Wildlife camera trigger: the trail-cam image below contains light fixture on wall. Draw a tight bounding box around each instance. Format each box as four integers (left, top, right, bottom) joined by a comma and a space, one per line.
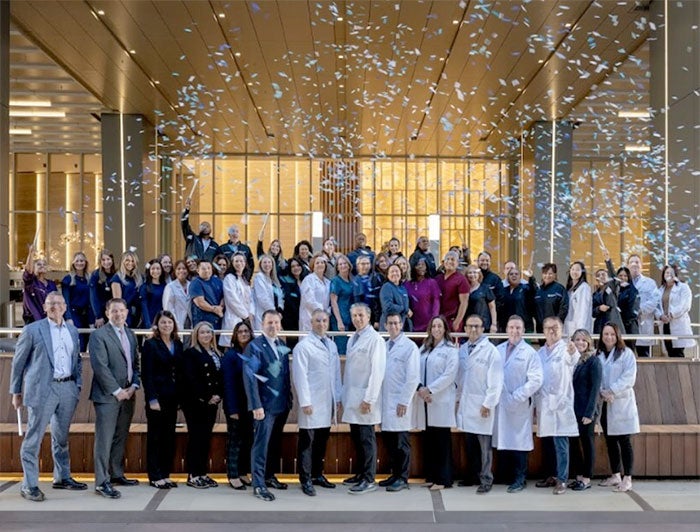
617, 110, 651, 119
9, 99, 52, 107
9, 110, 66, 118
312, 211, 324, 239
624, 144, 651, 152
428, 214, 440, 242
9, 128, 32, 135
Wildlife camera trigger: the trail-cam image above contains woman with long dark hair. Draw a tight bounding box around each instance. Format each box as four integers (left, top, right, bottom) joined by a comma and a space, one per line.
564, 261, 592, 335
89, 249, 116, 327
220, 252, 254, 347
162, 259, 190, 330
413, 316, 459, 490
140, 259, 166, 329
222, 320, 255, 489
280, 257, 307, 349
142, 310, 183, 489
405, 258, 440, 333
655, 264, 695, 357
596, 323, 639, 492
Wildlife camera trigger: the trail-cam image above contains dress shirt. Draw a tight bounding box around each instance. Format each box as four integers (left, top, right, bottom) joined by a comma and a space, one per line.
48, 319, 74, 379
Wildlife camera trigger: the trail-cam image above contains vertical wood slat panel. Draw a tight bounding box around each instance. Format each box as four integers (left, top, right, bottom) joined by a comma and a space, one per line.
645, 432, 659, 476
678, 364, 698, 424
666, 365, 688, 424
657, 433, 672, 476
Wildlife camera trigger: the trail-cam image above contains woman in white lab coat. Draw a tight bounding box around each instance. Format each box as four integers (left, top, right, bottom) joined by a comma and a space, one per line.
655, 264, 695, 357
413, 316, 459, 490
299, 254, 331, 331
252, 254, 284, 330
219, 252, 254, 347
596, 322, 639, 493
564, 261, 593, 335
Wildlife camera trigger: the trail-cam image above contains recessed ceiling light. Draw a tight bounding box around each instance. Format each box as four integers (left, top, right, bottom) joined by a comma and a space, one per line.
9, 110, 66, 118
618, 110, 651, 119
624, 144, 651, 153
337, 17, 343, 22
247, 82, 253, 86
9, 99, 52, 107
97, 9, 105, 16
9, 128, 32, 135
235, 52, 241, 57
129, 49, 136, 54
453, 19, 460, 25
154, 80, 160, 85
338, 54, 344, 59
218, 13, 225, 18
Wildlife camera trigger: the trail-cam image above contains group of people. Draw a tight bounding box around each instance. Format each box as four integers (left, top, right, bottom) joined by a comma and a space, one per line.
10, 209, 692, 503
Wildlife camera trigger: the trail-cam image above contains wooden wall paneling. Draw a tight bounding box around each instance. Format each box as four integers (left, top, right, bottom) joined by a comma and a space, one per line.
665, 365, 688, 424
123, 431, 145, 474
0, 358, 14, 423
0, 433, 17, 471
630, 433, 646, 476
644, 432, 659, 476
209, 425, 228, 473
677, 364, 699, 424
691, 365, 700, 420
634, 363, 652, 424
670, 433, 686, 476
657, 433, 672, 476
655, 364, 676, 424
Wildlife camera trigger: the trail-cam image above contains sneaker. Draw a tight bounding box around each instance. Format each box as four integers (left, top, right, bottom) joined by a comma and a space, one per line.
186, 476, 210, 489
348, 480, 377, 494
203, 475, 219, 488
476, 484, 492, 494
613, 476, 632, 492
598, 474, 621, 487
507, 482, 525, 493
570, 480, 591, 491
386, 479, 409, 492
20, 486, 45, 502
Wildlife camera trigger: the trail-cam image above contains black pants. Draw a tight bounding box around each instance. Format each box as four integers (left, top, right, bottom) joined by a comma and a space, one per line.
297, 427, 331, 482
226, 413, 253, 479
349, 424, 377, 483
145, 398, 178, 482
663, 323, 686, 357
497, 450, 529, 486
382, 431, 411, 481
424, 426, 452, 486
601, 404, 634, 476
570, 420, 595, 479
539, 436, 556, 478
183, 402, 218, 477
636, 345, 651, 357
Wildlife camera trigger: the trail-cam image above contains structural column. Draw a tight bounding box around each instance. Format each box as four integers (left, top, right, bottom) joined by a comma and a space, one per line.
649, 1, 700, 322
0, 1, 10, 309
526, 120, 574, 272
100, 113, 152, 257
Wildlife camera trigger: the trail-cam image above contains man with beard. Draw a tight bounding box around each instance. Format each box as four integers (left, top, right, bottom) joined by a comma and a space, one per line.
182, 197, 219, 262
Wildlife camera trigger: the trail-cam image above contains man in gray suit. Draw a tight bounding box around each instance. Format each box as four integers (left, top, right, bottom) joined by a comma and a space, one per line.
10, 292, 87, 502
89, 298, 140, 499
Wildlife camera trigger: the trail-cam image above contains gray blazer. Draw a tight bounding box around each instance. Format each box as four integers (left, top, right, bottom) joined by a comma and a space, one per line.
10, 318, 82, 408
88, 324, 140, 404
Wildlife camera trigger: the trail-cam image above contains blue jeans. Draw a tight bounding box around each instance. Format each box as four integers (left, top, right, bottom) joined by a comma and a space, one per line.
553, 436, 570, 483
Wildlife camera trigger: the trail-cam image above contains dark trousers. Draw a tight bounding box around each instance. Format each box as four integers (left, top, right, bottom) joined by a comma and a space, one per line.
601, 404, 634, 476
497, 450, 528, 486
70, 308, 90, 352
226, 413, 253, 479
423, 426, 452, 486
297, 427, 331, 482
145, 398, 178, 481
636, 345, 651, 357
93, 397, 135, 486
251, 410, 289, 488
183, 402, 218, 477
349, 424, 377, 483
570, 421, 596, 479
465, 433, 494, 486
539, 436, 556, 478
663, 323, 685, 357
382, 431, 411, 481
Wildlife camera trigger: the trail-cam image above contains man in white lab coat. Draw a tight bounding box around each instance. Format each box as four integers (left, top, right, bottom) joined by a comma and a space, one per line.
456, 315, 503, 494
379, 312, 420, 492
292, 309, 342, 496
535, 317, 579, 495
341, 303, 387, 495
492, 315, 543, 493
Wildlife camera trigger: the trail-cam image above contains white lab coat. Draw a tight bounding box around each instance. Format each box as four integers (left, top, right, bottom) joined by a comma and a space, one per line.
292, 333, 342, 429
299, 274, 331, 331
655, 282, 696, 348
341, 326, 386, 425
162, 279, 190, 330
564, 281, 593, 335
252, 272, 277, 330
456, 336, 503, 435
598, 347, 640, 436
633, 274, 658, 347
412, 340, 459, 429
219, 273, 254, 346
493, 340, 543, 451
381, 334, 420, 432
535, 339, 579, 437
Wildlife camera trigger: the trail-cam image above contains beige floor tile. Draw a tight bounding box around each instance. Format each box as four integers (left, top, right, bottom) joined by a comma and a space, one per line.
0, 482, 153, 511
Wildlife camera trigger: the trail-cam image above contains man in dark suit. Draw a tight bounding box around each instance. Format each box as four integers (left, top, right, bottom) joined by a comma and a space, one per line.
10, 292, 87, 502
243, 309, 292, 502
89, 298, 140, 499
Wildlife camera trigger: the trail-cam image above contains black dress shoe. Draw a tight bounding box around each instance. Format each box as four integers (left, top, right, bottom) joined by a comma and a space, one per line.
342, 474, 362, 485
20, 486, 45, 502
535, 476, 557, 488
110, 476, 139, 486
265, 477, 288, 490
378, 475, 397, 487
476, 484, 492, 494
348, 479, 377, 494
52, 478, 88, 490
149, 480, 171, 489
254, 486, 276, 501
301, 482, 316, 496
311, 476, 336, 489
95, 482, 121, 499
458, 478, 478, 487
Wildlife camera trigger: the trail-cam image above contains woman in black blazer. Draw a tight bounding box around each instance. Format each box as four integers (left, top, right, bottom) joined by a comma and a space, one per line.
141, 310, 184, 489
568, 329, 602, 491
181, 321, 223, 489
222, 320, 255, 489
